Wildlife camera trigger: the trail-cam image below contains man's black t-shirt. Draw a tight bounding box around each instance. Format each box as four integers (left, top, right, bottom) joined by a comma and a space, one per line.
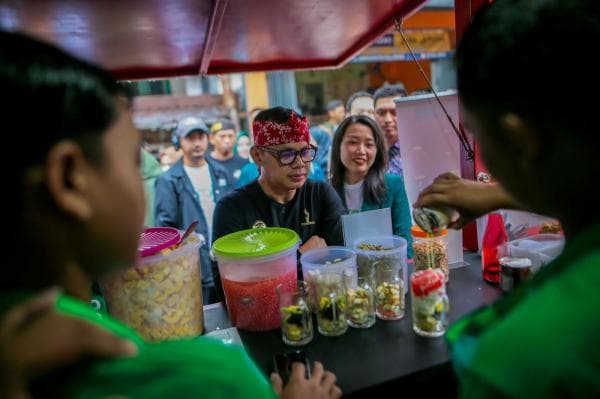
212, 180, 345, 299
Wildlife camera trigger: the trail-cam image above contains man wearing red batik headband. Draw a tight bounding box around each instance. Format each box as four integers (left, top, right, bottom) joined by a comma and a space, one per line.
212, 107, 345, 298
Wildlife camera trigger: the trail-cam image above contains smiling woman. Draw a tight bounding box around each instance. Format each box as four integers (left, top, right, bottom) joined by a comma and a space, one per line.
330, 115, 413, 257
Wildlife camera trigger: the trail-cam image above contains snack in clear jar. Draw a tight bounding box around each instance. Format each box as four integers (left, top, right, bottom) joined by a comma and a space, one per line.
375, 280, 404, 320
413, 239, 449, 282
346, 285, 375, 328
311, 272, 347, 336
540, 221, 562, 234
357, 243, 390, 251
101, 235, 203, 341
356, 244, 395, 279
316, 294, 347, 336
410, 269, 449, 337
280, 301, 313, 345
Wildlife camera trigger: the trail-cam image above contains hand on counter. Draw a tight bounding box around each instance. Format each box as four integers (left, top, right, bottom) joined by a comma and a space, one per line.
271, 361, 342, 399
299, 235, 327, 254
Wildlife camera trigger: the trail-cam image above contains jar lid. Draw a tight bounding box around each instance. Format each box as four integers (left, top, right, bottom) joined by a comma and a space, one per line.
212, 227, 300, 258
499, 257, 532, 268
411, 225, 448, 238
411, 269, 444, 296
139, 227, 181, 257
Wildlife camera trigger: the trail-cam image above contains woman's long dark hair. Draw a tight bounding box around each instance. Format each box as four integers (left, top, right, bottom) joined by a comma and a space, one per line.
330, 115, 388, 206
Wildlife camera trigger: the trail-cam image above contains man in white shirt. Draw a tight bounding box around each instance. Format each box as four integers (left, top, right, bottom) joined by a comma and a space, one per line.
155, 116, 231, 303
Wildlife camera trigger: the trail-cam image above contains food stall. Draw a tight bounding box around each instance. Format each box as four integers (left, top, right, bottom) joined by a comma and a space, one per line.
1, 0, 502, 396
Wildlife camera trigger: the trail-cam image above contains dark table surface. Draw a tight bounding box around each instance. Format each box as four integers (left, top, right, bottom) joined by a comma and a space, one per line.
204, 252, 502, 397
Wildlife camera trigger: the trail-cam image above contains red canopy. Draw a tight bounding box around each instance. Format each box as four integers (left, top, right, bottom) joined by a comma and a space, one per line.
0, 0, 426, 79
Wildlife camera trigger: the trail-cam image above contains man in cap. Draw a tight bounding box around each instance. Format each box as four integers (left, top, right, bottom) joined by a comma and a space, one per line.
207, 120, 248, 186
212, 107, 345, 297
155, 116, 231, 303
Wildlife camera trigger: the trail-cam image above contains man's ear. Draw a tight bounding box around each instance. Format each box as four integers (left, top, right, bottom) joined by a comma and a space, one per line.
500, 113, 542, 164
45, 140, 93, 221
250, 146, 263, 166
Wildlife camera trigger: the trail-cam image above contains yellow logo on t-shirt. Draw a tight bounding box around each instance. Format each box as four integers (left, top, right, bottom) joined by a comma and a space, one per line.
301, 209, 315, 227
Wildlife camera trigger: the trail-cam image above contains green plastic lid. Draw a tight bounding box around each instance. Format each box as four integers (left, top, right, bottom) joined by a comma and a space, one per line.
212, 227, 300, 258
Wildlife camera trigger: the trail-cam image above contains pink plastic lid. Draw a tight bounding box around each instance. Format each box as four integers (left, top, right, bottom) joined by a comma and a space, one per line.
139, 227, 181, 257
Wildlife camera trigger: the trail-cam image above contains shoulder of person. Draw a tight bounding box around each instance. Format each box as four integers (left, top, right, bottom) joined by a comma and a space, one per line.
384, 173, 405, 189
157, 163, 182, 182
231, 154, 248, 165
216, 181, 257, 207
308, 180, 340, 199
206, 157, 229, 176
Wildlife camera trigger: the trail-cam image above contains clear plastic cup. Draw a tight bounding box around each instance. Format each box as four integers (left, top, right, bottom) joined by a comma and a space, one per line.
410, 269, 449, 337
344, 268, 376, 328
374, 263, 405, 320
310, 270, 348, 337
278, 281, 313, 346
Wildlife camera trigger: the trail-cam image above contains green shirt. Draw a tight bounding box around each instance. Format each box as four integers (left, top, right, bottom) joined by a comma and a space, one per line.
7, 294, 277, 399
447, 224, 600, 398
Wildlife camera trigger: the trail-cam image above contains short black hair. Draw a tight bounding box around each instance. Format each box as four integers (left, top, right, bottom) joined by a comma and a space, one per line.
2, 30, 129, 289
456, 0, 599, 141
327, 100, 344, 112
1, 31, 128, 170
346, 91, 373, 112
374, 84, 407, 106
254, 106, 303, 124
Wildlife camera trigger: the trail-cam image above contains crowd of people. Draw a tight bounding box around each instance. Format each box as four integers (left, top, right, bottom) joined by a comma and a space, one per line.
2, 0, 599, 397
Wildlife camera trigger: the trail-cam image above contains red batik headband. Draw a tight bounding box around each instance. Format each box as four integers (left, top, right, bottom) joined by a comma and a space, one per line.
253, 112, 310, 147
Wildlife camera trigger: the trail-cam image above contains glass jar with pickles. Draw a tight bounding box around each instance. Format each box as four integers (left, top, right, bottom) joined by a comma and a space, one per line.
343, 268, 375, 328
410, 269, 449, 337
374, 263, 405, 320
277, 281, 313, 346
309, 270, 348, 336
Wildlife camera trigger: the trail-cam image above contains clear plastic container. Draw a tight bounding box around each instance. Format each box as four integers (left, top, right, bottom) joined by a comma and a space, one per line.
344, 269, 376, 328
101, 234, 203, 342
374, 264, 405, 320
300, 246, 357, 311
411, 226, 449, 282
410, 269, 449, 338
278, 281, 313, 346
309, 270, 348, 337
507, 233, 564, 272
212, 228, 300, 331
353, 236, 408, 295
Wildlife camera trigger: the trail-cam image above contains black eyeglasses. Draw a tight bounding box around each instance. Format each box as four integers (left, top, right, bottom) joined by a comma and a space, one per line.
259, 145, 317, 165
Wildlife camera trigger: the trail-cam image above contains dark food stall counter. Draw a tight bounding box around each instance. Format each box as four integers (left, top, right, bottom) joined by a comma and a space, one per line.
203, 252, 502, 397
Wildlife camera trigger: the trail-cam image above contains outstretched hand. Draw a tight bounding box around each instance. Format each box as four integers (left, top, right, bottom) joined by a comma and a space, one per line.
414, 172, 519, 229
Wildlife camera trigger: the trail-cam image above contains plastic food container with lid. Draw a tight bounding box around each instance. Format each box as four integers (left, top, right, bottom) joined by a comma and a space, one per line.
212, 227, 300, 331
353, 235, 408, 295
411, 225, 449, 282
410, 268, 449, 337
300, 246, 357, 311
101, 229, 203, 342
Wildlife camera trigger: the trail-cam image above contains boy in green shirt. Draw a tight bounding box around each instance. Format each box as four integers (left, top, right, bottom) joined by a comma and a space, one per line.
0, 30, 341, 399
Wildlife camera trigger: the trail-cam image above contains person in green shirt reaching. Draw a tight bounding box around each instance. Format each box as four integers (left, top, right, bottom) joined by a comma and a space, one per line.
415, 0, 600, 397
0, 30, 341, 399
